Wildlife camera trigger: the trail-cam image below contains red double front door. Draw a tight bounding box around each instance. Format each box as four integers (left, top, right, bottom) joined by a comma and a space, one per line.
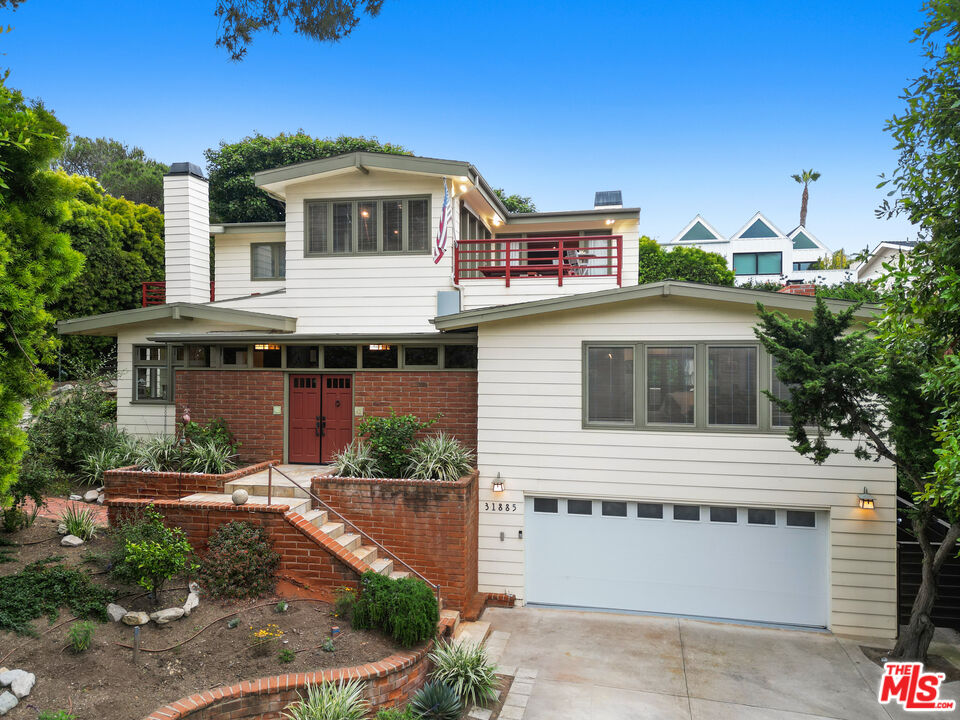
288, 375, 353, 464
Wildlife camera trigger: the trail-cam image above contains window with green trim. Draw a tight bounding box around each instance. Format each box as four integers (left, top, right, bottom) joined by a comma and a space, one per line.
251, 242, 285, 280
133, 344, 172, 403
305, 196, 430, 256
733, 252, 782, 276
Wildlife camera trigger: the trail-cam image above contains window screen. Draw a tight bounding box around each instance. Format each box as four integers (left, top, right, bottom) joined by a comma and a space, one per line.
646, 346, 695, 424
770, 357, 792, 427
357, 201, 378, 253
251, 242, 285, 279
587, 346, 634, 423
708, 346, 757, 425
383, 199, 403, 252
324, 345, 358, 369
408, 198, 430, 252
307, 202, 328, 254
332, 202, 352, 254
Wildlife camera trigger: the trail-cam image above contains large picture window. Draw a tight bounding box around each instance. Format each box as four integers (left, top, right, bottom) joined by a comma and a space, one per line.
305, 196, 430, 256
733, 251, 782, 276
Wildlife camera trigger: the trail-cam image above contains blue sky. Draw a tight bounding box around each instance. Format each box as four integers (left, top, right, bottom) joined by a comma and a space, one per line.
3, 0, 926, 253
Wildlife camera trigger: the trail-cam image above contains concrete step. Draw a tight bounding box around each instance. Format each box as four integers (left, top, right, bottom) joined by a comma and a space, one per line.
180, 493, 310, 514
224, 475, 311, 500
301, 509, 328, 528
389, 570, 410, 580
440, 609, 461, 637
353, 545, 378, 564
369, 558, 393, 576
453, 620, 491, 648
336, 533, 361, 552
320, 522, 345, 539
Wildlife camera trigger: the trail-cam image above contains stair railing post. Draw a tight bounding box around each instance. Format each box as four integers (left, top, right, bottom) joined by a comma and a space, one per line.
267, 465, 272, 506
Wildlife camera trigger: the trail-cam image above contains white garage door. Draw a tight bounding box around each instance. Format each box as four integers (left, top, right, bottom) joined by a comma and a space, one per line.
525, 498, 828, 627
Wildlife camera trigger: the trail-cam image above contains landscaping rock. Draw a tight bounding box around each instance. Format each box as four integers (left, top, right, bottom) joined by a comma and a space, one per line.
150, 607, 185, 624
61, 535, 83, 547
0, 691, 17, 715
0, 670, 6, 679
69, 494, 82, 501
83, 489, 100, 503
122, 611, 150, 626
106, 603, 128, 623
97, 493, 105, 504
0, 670, 11, 685
9, 672, 34, 699
182, 592, 200, 616
56, 523, 67, 535
231, 488, 249, 505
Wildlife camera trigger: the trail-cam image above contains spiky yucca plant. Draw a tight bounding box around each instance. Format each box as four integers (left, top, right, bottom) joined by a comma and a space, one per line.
184, 437, 238, 474
60, 505, 100, 541
405, 433, 475, 482
331, 440, 381, 478
409, 681, 461, 720
428, 639, 499, 707
281, 679, 368, 720
135, 434, 182, 472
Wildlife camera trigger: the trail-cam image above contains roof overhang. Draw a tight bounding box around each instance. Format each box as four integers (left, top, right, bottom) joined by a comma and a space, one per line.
209, 221, 285, 236
432, 281, 880, 331
144, 331, 476, 344
57, 303, 297, 337
502, 207, 640, 227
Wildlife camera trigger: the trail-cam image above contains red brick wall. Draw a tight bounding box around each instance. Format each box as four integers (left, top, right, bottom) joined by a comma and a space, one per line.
175, 370, 285, 463
107, 498, 362, 599
144, 642, 432, 719
353, 372, 478, 450
777, 283, 817, 296
312, 472, 478, 610
103, 462, 274, 501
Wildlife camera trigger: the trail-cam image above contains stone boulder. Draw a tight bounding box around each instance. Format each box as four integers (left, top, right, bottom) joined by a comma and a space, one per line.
9, 673, 33, 700
60, 535, 83, 547
182, 592, 200, 617
150, 607, 185, 624
83, 489, 99, 503
121, 611, 150, 626
56, 523, 67, 535
106, 603, 127, 623
0, 691, 17, 716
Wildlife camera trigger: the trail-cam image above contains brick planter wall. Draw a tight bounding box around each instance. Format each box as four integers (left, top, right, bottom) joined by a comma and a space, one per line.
312, 471, 479, 610
353, 371, 478, 450
144, 642, 432, 720
174, 370, 285, 463
103, 461, 275, 501
107, 498, 364, 598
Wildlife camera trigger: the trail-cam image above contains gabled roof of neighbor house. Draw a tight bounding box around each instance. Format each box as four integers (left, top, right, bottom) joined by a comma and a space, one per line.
432, 281, 879, 331
57, 303, 297, 337
253, 151, 640, 223
671, 215, 725, 244
731, 212, 786, 240
787, 226, 827, 251
853, 240, 919, 275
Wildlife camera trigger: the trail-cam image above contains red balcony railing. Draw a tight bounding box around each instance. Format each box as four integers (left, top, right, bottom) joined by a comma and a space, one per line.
142, 281, 215, 306
454, 235, 623, 287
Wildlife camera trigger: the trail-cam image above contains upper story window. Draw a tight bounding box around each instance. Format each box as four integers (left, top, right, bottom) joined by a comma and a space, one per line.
584, 341, 782, 432
251, 242, 286, 280
305, 196, 430, 256
733, 251, 782, 276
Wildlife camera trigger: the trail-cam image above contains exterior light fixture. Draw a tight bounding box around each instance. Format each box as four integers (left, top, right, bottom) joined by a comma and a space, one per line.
459, 183, 468, 193
858, 487, 876, 510
254, 343, 280, 351
492, 217, 502, 227
492, 473, 505, 493
605, 218, 615, 225
368, 344, 391, 351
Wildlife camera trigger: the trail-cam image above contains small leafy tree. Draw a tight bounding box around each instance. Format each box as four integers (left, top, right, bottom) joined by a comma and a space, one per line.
637, 236, 734, 286
493, 188, 536, 214
118, 505, 195, 602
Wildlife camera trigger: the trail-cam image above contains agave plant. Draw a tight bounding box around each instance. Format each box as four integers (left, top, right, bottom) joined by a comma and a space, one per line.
405, 433, 475, 482
428, 639, 499, 707
281, 678, 368, 720
184, 437, 238, 474
331, 439, 381, 478
409, 681, 461, 720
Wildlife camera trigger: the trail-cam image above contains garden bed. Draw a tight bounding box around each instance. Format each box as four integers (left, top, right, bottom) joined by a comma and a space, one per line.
0, 518, 402, 720
103, 460, 276, 501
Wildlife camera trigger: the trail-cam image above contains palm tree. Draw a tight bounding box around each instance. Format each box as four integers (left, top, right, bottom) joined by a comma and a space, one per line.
791, 169, 821, 227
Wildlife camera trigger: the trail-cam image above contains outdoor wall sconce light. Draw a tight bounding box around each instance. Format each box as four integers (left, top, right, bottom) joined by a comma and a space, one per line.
858, 487, 876, 510
492, 473, 505, 493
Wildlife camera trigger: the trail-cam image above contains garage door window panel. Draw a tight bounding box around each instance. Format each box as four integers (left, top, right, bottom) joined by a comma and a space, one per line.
786, 510, 817, 528
710, 506, 738, 523
533, 497, 558, 514
567, 499, 593, 515
601, 501, 627, 517
673, 504, 700, 521
637, 503, 664, 519
748, 508, 777, 526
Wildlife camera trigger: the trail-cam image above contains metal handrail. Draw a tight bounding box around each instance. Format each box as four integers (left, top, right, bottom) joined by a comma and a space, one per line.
266, 464, 441, 602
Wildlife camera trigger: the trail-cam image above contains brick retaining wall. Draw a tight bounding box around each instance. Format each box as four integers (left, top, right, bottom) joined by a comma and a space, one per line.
312, 471, 478, 609
103, 461, 275, 501
144, 642, 432, 719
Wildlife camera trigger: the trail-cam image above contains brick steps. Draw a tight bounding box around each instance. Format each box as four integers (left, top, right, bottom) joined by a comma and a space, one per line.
180, 493, 311, 515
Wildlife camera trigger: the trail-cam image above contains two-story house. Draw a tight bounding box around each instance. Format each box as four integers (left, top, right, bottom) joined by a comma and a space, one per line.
59, 153, 896, 641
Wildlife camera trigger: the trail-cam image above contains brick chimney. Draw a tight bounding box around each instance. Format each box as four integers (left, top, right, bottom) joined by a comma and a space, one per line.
777, 283, 816, 296
163, 162, 210, 304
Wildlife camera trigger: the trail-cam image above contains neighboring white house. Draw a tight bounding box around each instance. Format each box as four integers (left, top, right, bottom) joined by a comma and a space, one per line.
663, 212, 855, 285
854, 240, 918, 282
59, 153, 896, 640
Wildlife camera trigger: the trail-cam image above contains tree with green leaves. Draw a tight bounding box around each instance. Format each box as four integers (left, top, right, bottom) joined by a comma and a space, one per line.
637, 236, 734, 286
809, 248, 852, 270
0, 78, 84, 500
494, 188, 536, 214
204, 132, 410, 223
791, 169, 821, 227
58, 136, 168, 208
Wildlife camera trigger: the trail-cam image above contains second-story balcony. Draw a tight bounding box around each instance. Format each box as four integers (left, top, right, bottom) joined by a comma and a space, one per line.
142, 281, 216, 306
454, 235, 623, 287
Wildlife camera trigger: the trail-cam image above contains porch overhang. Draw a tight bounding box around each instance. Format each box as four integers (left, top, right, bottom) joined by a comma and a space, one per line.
57, 303, 298, 337
144, 331, 477, 344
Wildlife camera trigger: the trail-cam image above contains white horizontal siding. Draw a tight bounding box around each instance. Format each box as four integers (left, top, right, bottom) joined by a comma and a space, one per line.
474, 294, 897, 639
214, 231, 286, 300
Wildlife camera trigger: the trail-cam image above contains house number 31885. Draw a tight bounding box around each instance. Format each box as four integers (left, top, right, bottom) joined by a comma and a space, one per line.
483, 502, 518, 512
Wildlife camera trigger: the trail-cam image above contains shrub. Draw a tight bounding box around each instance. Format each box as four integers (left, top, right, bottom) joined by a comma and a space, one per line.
135, 434, 183, 472
0, 559, 115, 635
108, 505, 169, 586
356, 411, 437, 478
281, 678, 369, 720
375, 708, 416, 720
279, 647, 296, 663
59, 505, 100, 541
38, 712, 76, 720
79, 429, 138, 484
182, 417, 239, 454
183, 437, 238, 474
2, 503, 39, 532
333, 586, 357, 620
331, 440, 380, 478
135, 429, 238, 474
116, 506, 195, 601
67, 620, 95, 653
352, 571, 438, 648
428, 639, 499, 707
409, 682, 461, 720
199, 521, 280, 599
405, 433, 475, 481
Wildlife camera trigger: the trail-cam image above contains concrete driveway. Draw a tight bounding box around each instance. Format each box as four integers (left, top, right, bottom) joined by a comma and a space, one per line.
484, 607, 960, 720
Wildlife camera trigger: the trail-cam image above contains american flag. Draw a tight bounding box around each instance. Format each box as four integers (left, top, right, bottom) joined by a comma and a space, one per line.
434, 177, 452, 264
